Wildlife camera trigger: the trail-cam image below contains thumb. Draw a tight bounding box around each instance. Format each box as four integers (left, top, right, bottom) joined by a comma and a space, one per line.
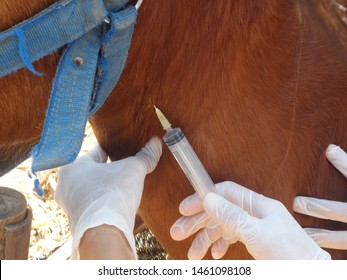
76, 144, 108, 163
135, 137, 163, 174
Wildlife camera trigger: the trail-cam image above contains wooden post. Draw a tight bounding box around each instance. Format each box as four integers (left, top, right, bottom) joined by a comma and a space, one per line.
0, 186, 32, 260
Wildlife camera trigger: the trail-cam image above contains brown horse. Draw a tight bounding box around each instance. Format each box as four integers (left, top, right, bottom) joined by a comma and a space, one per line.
1, 0, 347, 259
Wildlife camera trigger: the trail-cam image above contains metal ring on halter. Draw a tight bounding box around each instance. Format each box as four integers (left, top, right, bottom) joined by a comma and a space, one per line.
104, 0, 143, 24
135, 0, 144, 10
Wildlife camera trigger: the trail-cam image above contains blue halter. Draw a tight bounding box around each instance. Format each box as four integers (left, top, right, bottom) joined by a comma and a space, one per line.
0, 0, 138, 175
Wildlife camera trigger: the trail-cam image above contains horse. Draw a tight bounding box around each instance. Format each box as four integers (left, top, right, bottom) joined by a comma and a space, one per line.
1, 0, 347, 259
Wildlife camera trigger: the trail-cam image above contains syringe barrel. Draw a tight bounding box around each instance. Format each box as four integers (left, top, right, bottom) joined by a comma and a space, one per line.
163, 128, 215, 198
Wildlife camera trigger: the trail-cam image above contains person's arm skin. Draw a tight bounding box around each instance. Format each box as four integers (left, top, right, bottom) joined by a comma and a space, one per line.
293, 144, 347, 250
79, 225, 135, 260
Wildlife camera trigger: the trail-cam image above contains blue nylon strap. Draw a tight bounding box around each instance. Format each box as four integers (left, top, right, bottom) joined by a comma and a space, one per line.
0, 0, 107, 77
90, 6, 137, 115
31, 28, 103, 172
0, 0, 138, 173
103, 0, 130, 11
31, 6, 137, 172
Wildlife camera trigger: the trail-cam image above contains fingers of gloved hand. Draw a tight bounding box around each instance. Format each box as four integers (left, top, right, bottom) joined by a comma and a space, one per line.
179, 192, 204, 216
76, 144, 108, 163
293, 196, 347, 223
214, 181, 277, 218
134, 137, 162, 174
203, 192, 257, 242
211, 237, 234, 259
179, 182, 265, 217
326, 144, 347, 178
187, 225, 225, 260
170, 211, 210, 241
179, 181, 280, 218
304, 228, 347, 250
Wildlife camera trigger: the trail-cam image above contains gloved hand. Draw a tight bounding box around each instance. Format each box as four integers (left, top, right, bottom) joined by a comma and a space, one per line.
170, 181, 331, 260
294, 144, 347, 250
55, 137, 162, 259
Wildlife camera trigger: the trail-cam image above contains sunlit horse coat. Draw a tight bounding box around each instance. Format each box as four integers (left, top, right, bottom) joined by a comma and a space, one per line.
1, 0, 346, 259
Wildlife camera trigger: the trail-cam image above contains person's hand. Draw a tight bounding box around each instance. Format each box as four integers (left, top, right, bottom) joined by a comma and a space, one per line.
170, 181, 331, 260
294, 144, 347, 250
55, 137, 162, 259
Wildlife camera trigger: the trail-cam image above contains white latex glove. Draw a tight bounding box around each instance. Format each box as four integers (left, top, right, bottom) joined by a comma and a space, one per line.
170, 181, 331, 260
294, 144, 347, 250
55, 137, 162, 259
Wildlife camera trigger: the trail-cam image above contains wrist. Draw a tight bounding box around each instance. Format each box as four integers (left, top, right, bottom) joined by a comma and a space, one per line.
70, 193, 137, 259
79, 224, 135, 259
313, 248, 331, 260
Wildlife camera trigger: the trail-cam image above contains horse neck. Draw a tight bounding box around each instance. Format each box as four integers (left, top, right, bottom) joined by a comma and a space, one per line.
134, 0, 300, 60
0, 0, 56, 31
0, 0, 59, 175
114, 0, 303, 110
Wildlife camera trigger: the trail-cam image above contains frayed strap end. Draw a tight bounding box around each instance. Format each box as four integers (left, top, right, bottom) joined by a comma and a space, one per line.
14, 28, 44, 76
28, 170, 44, 196
34, 178, 44, 197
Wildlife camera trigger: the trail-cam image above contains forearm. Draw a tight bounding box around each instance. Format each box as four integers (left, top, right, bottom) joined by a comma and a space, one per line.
78, 224, 136, 260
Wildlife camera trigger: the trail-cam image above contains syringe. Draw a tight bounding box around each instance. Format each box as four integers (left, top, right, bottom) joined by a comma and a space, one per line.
154, 106, 215, 198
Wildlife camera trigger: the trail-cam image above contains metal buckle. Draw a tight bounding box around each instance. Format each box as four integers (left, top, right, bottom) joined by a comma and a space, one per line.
135, 0, 143, 10
103, 0, 143, 24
